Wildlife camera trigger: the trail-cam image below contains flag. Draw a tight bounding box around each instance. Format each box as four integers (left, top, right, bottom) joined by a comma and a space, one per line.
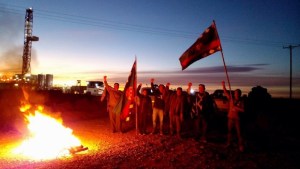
114, 59, 137, 121
179, 21, 221, 70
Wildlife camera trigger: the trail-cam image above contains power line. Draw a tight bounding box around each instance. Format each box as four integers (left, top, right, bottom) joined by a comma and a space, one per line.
0, 5, 298, 47
0, 6, 198, 39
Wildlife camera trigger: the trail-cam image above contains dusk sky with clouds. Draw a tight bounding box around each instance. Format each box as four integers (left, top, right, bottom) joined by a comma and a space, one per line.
0, 0, 299, 98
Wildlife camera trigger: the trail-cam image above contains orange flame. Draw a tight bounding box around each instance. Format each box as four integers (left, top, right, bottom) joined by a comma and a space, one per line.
13, 104, 83, 160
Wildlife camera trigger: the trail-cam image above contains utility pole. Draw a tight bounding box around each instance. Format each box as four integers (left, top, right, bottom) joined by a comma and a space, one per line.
283, 44, 300, 99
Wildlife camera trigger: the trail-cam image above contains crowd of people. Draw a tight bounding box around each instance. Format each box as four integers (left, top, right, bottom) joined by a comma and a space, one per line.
101, 76, 245, 152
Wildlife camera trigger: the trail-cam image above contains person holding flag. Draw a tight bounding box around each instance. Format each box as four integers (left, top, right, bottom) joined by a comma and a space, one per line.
179, 20, 243, 149
113, 59, 137, 133
222, 81, 245, 152
103, 76, 122, 133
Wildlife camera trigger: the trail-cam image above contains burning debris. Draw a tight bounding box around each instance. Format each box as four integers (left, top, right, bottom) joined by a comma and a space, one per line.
69, 145, 89, 154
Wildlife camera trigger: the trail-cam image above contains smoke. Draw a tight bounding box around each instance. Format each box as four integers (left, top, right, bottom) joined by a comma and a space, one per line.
0, 47, 23, 74
0, 7, 38, 75
0, 47, 38, 74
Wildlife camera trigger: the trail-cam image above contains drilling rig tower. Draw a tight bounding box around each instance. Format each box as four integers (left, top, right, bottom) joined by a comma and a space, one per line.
22, 7, 39, 77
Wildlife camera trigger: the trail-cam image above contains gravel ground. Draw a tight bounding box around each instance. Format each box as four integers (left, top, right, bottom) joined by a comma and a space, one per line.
0, 116, 299, 169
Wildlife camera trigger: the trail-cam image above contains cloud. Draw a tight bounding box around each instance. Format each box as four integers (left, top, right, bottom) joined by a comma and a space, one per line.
138, 64, 268, 74
48, 63, 299, 98
181, 65, 263, 73
51, 63, 268, 81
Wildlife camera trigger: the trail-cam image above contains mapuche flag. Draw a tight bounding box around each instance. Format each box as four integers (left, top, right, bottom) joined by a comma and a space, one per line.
114, 59, 137, 120
179, 21, 221, 70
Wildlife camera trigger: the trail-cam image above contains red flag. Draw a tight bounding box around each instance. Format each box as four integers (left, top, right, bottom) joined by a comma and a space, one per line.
179, 21, 221, 70
114, 59, 137, 120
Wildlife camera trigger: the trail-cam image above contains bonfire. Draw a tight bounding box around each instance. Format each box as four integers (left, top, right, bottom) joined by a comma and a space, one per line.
13, 103, 88, 160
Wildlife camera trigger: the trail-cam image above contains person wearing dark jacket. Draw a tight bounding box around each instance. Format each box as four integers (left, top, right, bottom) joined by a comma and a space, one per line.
169, 87, 185, 138
136, 84, 153, 135
191, 84, 214, 142
150, 78, 169, 135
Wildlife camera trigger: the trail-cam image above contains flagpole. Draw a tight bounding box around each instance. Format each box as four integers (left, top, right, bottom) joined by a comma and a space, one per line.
135, 56, 138, 135
213, 20, 232, 98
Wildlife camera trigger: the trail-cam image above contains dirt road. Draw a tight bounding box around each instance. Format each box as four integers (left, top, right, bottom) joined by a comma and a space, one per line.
0, 116, 299, 169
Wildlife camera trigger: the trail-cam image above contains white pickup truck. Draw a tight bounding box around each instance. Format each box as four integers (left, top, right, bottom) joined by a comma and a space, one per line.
85, 81, 104, 96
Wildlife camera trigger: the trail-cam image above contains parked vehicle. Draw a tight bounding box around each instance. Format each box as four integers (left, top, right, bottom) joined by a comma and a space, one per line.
85, 81, 104, 96
211, 89, 234, 113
